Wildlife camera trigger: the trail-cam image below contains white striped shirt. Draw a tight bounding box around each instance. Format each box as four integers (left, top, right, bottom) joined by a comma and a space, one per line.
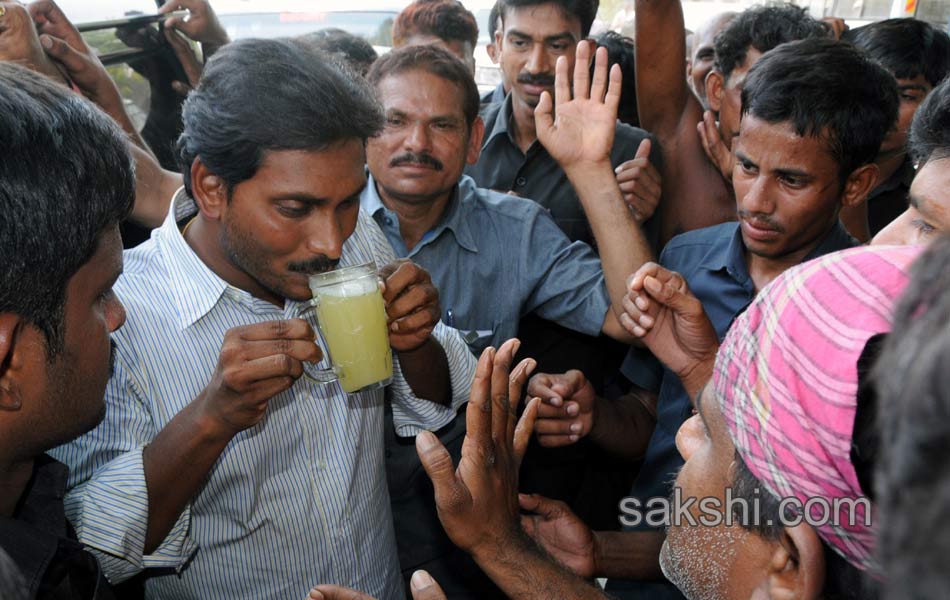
49, 189, 476, 599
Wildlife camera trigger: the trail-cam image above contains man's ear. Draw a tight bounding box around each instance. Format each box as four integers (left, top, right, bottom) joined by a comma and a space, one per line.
764, 523, 826, 600
0, 314, 26, 412
841, 163, 881, 209
706, 70, 725, 113
467, 116, 486, 165
190, 158, 229, 220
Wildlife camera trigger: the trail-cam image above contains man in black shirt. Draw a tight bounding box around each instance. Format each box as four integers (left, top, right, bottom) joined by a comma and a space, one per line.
0, 64, 134, 599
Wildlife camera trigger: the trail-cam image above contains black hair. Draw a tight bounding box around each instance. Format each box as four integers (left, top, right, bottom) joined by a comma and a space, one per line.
872, 235, 950, 599
714, 4, 829, 82
591, 30, 638, 126
731, 454, 879, 599
908, 76, 950, 166
844, 18, 950, 88
392, 0, 479, 48
741, 37, 898, 182
176, 38, 383, 198
295, 28, 379, 76
500, 0, 599, 38
0, 63, 134, 357
367, 43, 480, 126
489, 0, 502, 40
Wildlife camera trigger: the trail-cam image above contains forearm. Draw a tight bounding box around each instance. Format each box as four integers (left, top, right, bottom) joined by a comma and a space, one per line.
634, 0, 692, 134
142, 397, 232, 553
567, 163, 652, 326
473, 534, 608, 600
396, 336, 451, 406
131, 144, 181, 228
593, 530, 666, 580
588, 391, 656, 461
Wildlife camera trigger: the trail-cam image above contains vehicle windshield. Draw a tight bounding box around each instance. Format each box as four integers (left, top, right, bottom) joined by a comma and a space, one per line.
218, 11, 394, 46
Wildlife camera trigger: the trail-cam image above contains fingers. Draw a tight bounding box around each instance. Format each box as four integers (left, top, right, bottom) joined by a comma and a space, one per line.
627, 261, 663, 294
409, 570, 447, 600
621, 292, 654, 338
507, 357, 536, 443
308, 585, 376, 600
491, 339, 519, 448
518, 493, 570, 519
466, 346, 495, 445
534, 89, 554, 135
526, 372, 559, 405
513, 396, 539, 464
234, 319, 315, 342
158, 0, 183, 15
386, 281, 438, 325
572, 39, 591, 101
237, 338, 323, 364
588, 44, 608, 102
604, 62, 622, 117
163, 27, 202, 87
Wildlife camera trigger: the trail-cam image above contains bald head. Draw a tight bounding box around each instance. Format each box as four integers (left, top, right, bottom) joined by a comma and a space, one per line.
687, 11, 738, 106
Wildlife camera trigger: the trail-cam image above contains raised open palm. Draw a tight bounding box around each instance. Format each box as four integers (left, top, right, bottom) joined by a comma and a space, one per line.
536, 40, 620, 169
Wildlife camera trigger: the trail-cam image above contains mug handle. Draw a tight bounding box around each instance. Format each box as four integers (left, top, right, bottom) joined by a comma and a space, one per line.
296, 299, 339, 384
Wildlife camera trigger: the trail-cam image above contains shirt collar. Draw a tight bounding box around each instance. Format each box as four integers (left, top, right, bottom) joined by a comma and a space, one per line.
363, 174, 479, 254
701, 220, 857, 279
482, 94, 515, 147
869, 157, 916, 199
157, 188, 232, 330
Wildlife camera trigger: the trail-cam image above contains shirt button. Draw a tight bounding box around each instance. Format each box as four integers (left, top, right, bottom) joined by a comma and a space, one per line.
515, 176, 527, 187
384, 217, 393, 226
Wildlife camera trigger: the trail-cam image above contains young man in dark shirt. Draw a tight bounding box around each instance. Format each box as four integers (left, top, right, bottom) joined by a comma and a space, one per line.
0, 63, 133, 599
526, 38, 898, 600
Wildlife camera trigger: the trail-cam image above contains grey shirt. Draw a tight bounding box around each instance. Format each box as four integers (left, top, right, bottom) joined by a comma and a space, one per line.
465, 94, 662, 249
362, 174, 610, 353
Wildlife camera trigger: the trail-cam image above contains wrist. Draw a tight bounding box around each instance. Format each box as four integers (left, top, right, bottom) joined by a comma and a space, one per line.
680, 354, 716, 400
562, 159, 614, 185
470, 526, 534, 564
192, 391, 238, 446
587, 395, 610, 445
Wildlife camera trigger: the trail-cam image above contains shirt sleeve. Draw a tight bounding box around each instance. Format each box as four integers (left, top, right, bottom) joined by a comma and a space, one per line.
358, 208, 478, 437
389, 321, 477, 437
520, 207, 610, 337
48, 349, 197, 583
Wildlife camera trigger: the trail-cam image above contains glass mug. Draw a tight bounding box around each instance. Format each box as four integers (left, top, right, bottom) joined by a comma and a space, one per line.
298, 261, 393, 393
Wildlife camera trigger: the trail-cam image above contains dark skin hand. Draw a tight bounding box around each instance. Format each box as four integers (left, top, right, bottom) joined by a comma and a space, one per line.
143, 318, 321, 552
635, 0, 735, 243
379, 259, 450, 405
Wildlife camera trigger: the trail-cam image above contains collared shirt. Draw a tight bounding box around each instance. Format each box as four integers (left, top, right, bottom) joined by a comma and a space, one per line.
464, 94, 662, 248
362, 174, 610, 353
867, 157, 916, 236
605, 220, 857, 599
0, 456, 114, 600
49, 189, 476, 600
479, 83, 505, 106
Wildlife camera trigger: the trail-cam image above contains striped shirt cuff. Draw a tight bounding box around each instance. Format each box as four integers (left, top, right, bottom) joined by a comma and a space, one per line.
64, 446, 197, 583
391, 322, 475, 437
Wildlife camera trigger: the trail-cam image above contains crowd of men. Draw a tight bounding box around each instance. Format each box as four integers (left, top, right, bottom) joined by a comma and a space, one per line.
0, 0, 949, 598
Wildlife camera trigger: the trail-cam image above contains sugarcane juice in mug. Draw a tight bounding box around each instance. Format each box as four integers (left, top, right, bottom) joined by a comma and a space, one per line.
311, 274, 393, 393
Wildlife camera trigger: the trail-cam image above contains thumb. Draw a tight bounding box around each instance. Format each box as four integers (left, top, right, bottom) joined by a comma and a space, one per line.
416, 430, 465, 503
39, 33, 84, 70
644, 274, 695, 314
634, 137, 651, 161
410, 570, 447, 600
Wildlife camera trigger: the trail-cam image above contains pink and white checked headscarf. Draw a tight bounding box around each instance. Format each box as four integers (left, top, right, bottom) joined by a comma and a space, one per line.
713, 244, 921, 571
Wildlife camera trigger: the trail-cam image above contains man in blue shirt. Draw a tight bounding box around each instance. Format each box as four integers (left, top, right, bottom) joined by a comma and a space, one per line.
524, 38, 900, 599
362, 42, 654, 597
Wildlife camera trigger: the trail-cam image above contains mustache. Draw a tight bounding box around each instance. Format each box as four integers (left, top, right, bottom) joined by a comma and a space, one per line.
390, 152, 443, 171
517, 73, 555, 87
737, 210, 784, 233
288, 255, 340, 275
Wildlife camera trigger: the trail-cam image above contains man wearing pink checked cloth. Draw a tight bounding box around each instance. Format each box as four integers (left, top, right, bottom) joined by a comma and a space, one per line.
660, 244, 921, 600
